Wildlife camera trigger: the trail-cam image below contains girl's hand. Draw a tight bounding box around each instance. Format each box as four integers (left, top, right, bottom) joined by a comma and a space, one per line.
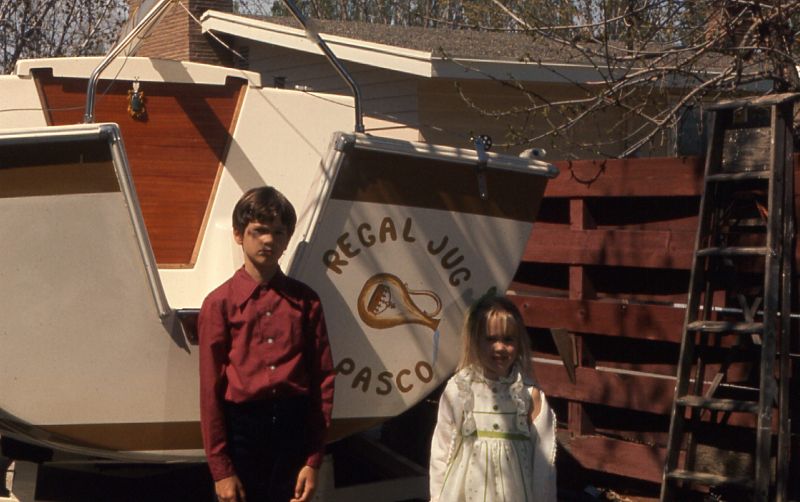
530, 387, 543, 423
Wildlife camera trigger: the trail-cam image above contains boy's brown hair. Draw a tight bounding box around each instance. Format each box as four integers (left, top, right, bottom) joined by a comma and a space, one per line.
232, 186, 297, 237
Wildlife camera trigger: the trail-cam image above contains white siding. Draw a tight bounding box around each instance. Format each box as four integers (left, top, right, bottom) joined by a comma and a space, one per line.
244, 42, 420, 139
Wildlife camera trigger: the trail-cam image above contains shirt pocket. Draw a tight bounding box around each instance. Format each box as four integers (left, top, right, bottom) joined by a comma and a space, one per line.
283, 305, 305, 349
261, 304, 304, 355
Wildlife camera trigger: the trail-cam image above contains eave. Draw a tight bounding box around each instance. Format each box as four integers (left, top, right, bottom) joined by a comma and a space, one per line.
200, 10, 605, 83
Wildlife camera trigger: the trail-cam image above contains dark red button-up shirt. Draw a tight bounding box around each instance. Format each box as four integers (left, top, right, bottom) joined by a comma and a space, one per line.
199, 267, 335, 481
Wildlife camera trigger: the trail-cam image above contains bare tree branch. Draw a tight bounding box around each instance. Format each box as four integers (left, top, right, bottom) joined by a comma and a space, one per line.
0, 0, 126, 74
232, 0, 800, 158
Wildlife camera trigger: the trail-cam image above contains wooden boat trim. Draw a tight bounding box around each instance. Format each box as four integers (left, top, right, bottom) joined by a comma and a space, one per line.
181, 80, 249, 269
32, 67, 248, 267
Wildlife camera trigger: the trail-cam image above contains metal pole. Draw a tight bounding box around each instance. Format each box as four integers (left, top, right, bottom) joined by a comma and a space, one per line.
280, 0, 365, 133
83, 0, 174, 124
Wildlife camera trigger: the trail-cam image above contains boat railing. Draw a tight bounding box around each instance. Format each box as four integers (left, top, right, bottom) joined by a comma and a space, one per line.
83, 0, 364, 133
83, 0, 174, 124
280, 0, 365, 133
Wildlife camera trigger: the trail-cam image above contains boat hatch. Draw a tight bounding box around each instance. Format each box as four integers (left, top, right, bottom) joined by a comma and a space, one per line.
287, 132, 558, 428
0, 124, 167, 319
0, 124, 195, 459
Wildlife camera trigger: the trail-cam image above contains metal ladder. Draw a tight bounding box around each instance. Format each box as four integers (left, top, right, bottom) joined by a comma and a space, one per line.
660, 94, 798, 501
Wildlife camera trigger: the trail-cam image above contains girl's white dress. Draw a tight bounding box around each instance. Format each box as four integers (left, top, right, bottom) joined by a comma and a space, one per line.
429, 365, 557, 502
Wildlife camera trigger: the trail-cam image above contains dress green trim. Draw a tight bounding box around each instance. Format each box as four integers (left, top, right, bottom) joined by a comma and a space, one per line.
474, 430, 530, 441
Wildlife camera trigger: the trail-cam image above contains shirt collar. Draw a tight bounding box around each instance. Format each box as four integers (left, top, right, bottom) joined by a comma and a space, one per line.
230, 266, 287, 308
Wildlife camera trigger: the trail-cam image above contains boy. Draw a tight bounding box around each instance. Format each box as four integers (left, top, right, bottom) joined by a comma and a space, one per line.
199, 186, 335, 502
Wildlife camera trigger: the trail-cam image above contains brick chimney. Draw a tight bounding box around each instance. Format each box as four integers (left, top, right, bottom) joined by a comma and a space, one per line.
127, 0, 233, 65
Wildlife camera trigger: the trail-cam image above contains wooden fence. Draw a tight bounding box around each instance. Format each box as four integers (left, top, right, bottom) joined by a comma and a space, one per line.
511, 155, 799, 499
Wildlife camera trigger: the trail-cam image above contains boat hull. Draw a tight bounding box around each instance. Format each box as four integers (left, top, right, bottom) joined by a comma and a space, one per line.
0, 57, 557, 461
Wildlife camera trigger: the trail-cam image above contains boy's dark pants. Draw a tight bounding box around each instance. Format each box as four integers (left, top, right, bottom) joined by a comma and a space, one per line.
223, 396, 310, 502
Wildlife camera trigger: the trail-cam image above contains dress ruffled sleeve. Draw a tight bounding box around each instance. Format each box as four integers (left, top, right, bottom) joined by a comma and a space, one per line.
509, 369, 532, 436
429, 378, 460, 502
532, 390, 558, 502
454, 370, 476, 436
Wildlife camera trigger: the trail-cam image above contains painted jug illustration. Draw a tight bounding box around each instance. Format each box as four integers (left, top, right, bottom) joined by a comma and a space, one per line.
357, 273, 442, 332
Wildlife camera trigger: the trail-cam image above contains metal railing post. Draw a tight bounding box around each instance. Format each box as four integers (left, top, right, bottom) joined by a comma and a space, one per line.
280, 0, 365, 133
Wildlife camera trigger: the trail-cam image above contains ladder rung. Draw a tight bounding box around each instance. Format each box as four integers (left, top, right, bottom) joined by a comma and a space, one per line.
675, 395, 759, 413
722, 218, 766, 228
696, 246, 770, 257
686, 320, 764, 334
666, 469, 754, 488
706, 171, 770, 182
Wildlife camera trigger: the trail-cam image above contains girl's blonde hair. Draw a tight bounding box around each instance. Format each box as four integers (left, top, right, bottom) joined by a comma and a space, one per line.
457, 294, 532, 376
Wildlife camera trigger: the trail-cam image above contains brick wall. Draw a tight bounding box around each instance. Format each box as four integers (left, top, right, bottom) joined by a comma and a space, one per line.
127, 0, 233, 65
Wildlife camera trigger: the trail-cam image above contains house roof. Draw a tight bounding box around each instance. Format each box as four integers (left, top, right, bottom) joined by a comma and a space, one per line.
261, 16, 578, 63
200, 10, 612, 82
201, 11, 724, 83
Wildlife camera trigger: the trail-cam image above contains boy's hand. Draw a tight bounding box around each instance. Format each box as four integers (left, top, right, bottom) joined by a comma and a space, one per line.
215, 475, 246, 502
291, 465, 318, 502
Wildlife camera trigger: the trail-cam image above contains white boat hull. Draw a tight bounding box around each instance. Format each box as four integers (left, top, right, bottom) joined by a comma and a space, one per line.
0, 57, 557, 461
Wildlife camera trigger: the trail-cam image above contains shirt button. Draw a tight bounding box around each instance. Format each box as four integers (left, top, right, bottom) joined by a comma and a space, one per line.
493, 423, 499, 430
271, 389, 277, 395
267, 338, 274, 344
493, 405, 499, 411
270, 365, 276, 370
265, 311, 272, 317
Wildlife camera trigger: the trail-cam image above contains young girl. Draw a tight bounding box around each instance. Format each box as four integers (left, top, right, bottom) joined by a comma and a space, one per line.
429, 294, 557, 502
